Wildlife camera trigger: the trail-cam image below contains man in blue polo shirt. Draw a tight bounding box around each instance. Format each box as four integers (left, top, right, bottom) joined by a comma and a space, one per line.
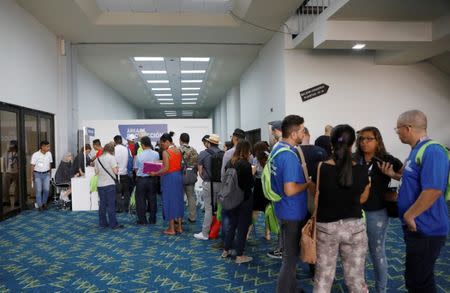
271, 115, 311, 293
381, 109, 448, 293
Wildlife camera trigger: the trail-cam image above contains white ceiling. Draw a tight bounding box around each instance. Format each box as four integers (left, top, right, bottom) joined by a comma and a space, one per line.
96, 0, 233, 14
16, 0, 302, 118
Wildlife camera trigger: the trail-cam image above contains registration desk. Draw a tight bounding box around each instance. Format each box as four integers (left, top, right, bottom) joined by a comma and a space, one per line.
71, 167, 98, 211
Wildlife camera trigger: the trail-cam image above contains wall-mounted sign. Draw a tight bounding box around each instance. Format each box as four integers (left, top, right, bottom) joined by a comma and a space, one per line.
118, 124, 168, 143
85, 127, 95, 137
300, 84, 329, 102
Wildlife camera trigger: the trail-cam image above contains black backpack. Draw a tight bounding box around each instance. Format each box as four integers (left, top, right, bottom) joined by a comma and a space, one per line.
206, 149, 224, 182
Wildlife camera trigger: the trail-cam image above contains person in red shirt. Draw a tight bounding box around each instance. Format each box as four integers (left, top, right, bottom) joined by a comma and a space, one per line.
93, 139, 103, 159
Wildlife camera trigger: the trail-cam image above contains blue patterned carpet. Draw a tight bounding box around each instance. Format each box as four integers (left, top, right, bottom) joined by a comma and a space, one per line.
0, 204, 449, 292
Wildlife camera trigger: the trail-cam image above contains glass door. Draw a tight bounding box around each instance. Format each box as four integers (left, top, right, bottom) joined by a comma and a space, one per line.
0, 109, 21, 217
24, 114, 38, 207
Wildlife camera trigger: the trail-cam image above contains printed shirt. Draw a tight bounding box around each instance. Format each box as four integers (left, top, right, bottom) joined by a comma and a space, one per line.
31, 151, 53, 172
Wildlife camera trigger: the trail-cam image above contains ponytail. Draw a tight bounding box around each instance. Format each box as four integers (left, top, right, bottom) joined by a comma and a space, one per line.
331, 125, 356, 187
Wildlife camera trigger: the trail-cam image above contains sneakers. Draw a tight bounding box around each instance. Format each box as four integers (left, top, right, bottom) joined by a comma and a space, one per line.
267, 248, 283, 259
194, 232, 208, 240
221, 250, 230, 258
235, 255, 253, 264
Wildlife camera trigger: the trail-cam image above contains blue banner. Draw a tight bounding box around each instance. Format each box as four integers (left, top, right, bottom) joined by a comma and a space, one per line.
86, 127, 95, 137
118, 124, 168, 143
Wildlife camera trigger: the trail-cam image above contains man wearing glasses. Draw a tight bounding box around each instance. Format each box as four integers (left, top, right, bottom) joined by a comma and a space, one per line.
380, 109, 448, 293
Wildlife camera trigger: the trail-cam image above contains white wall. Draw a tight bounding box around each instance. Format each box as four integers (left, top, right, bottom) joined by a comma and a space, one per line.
0, 0, 58, 113
284, 49, 450, 160
240, 32, 287, 141
73, 54, 140, 128
225, 86, 241, 137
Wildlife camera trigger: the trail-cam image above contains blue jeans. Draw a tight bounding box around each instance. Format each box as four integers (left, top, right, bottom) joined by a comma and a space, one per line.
365, 208, 389, 293
98, 185, 119, 228
34, 171, 50, 208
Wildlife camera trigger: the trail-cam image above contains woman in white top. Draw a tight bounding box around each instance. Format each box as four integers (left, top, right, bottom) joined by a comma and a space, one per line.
94, 142, 123, 229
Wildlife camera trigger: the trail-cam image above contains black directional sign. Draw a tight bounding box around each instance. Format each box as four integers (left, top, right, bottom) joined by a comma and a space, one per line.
300, 84, 329, 102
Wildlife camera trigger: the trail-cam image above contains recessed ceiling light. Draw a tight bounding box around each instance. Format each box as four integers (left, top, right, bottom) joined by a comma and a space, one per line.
155, 93, 172, 96
147, 80, 169, 83
157, 98, 173, 101
182, 87, 201, 90
182, 93, 199, 96
152, 88, 171, 91
134, 57, 164, 61
181, 70, 206, 74
166, 114, 177, 117
352, 43, 366, 50
180, 57, 210, 62
160, 102, 174, 105
182, 98, 198, 101
165, 111, 176, 113
181, 80, 203, 83
182, 102, 197, 105
142, 70, 167, 74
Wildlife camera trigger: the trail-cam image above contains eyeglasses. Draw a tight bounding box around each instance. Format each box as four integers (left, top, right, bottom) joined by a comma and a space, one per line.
360, 137, 376, 142
394, 124, 411, 133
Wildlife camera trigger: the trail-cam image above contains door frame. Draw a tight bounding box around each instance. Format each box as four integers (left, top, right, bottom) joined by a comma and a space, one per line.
0, 101, 55, 220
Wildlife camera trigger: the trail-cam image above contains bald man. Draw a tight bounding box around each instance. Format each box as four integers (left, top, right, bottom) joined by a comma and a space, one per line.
380, 109, 448, 293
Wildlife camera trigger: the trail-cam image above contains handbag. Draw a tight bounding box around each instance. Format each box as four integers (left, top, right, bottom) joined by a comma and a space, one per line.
97, 157, 121, 193
384, 186, 399, 218
300, 162, 322, 264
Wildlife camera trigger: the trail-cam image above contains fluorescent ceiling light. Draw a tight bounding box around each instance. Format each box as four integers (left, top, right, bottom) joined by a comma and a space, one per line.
166, 114, 177, 116
182, 93, 199, 96
181, 80, 203, 83
142, 70, 167, 74
180, 57, 210, 62
181, 70, 206, 74
352, 43, 366, 50
147, 80, 169, 83
182, 102, 197, 105
159, 102, 174, 105
134, 57, 164, 61
182, 98, 198, 101
165, 111, 176, 114
151, 88, 171, 91
157, 98, 173, 101
155, 93, 172, 96
182, 87, 201, 90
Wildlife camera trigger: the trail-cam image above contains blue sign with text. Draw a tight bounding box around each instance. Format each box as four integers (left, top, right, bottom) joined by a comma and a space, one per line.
118, 124, 168, 143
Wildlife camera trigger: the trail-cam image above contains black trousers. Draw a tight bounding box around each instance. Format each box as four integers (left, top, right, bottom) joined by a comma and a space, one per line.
224, 196, 253, 256
136, 176, 157, 224
116, 175, 130, 212
276, 218, 307, 293
403, 229, 446, 293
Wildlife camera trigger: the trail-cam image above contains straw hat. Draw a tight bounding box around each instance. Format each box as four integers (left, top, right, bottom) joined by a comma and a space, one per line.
206, 134, 220, 145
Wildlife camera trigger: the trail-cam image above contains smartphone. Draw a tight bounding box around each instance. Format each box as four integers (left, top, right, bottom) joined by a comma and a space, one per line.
372, 156, 385, 164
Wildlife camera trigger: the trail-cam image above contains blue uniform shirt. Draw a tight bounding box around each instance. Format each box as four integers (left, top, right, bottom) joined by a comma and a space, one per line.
271, 141, 308, 221
398, 139, 449, 236
135, 149, 160, 177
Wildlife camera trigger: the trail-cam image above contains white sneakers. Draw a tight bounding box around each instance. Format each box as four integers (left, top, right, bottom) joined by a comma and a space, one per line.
194, 232, 208, 240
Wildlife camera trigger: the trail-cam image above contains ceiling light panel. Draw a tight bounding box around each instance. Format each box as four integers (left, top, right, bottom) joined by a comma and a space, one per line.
134, 57, 164, 61
182, 87, 201, 90
352, 43, 366, 50
155, 93, 172, 96
181, 57, 210, 62
160, 102, 174, 105
142, 70, 167, 74
151, 88, 171, 91
181, 80, 203, 83
182, 102, 197, 105
181, 70, 206, 74
182, 93, 199, 96
147, 80, 169, 83
157, 98, 173, 101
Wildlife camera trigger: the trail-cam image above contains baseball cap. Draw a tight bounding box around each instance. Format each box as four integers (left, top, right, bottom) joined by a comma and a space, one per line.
269, 120, 282, 131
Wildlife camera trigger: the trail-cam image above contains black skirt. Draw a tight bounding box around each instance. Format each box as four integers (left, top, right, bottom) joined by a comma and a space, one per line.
252, 178, 269, 211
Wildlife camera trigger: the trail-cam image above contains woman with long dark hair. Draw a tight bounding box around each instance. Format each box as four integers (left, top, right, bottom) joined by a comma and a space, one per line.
151, 132, 184, 235
355, 127, 402, 293
313, 125, 371, 293
248, 141, 271, 240
221, 140, 254, 264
